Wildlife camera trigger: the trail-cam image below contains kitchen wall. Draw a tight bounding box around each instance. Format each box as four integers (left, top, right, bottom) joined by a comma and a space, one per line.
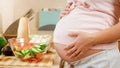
14, 0, 67, 33
0, 13, 2, 34
0, 0, 67, 34
0, 3, 2, 34
14, 0, 67, 19
0, 0, 14, 33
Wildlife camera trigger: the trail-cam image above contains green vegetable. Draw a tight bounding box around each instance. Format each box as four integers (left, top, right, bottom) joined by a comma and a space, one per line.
15, 43, 48, 59
21, 50, 25, 56
40, 43, 47, 50
33, 45, 40, 48
0, 37, 7, 54
30, 50, 36, 57
36, 48, 43, 52
15, 51, 23, 57
23, 52, 31, 59
24, 49, 30, 55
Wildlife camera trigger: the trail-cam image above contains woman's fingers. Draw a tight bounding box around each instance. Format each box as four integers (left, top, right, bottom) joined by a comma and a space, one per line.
74, 48, 89, 60
65, 46, 77, 56
64, 43, 75, 50
70, 49, 81, 58
65, 31, 95, 60
74, 51, 83, 60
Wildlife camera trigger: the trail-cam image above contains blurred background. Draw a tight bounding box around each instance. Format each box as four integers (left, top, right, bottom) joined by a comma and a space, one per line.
0, 1, 67, 67
0, 0, 67, 34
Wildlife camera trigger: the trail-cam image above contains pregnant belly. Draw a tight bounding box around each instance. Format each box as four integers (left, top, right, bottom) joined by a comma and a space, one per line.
53, 17, 107, 45
53, 8, 111, 61
53, 8, 109, 45
54, 43, 102, 62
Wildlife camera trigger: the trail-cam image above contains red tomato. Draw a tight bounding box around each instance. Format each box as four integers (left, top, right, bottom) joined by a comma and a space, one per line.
36, 53, 43, 59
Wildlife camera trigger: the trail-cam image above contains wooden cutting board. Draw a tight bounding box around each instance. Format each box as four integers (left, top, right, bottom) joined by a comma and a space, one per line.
0, 51, 57, 68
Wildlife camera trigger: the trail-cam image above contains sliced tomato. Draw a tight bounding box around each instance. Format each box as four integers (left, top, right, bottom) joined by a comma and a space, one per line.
17, 47, 23, 50
15, 43, 34, 50
35, 53, 43, 59
31, 58, 38, 61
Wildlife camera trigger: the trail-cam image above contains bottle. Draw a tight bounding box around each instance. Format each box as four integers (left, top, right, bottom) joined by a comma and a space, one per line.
17, 17, 30, 43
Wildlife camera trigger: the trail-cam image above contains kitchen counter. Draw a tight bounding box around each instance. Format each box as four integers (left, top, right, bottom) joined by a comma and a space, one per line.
1, 31, 61, 68
0, 50, 61, 68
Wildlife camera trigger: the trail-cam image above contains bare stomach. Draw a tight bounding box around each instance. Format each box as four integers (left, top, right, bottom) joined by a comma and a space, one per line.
54, 43, 103, 62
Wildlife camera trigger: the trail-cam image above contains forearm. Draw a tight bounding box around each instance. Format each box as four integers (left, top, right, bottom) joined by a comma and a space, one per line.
94, 22, 120, 45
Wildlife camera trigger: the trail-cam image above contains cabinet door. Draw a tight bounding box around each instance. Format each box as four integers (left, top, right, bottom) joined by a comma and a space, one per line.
39, 9, 61, 30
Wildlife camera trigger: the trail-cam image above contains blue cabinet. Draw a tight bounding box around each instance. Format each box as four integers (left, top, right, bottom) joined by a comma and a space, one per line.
39, 9, 61, 30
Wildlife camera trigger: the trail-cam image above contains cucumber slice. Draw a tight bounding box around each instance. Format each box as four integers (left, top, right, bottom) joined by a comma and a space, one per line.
40, 43, 47, 50
24, 49, 30, 55
14, 51, 22, 57
34, 45, 40, 48
20, 49, 29, 56
31, 48, 39, 54
36, 48, 43, 52
21, 50, 25, 54
23, 52, 31, 59
30, 50, 36, 57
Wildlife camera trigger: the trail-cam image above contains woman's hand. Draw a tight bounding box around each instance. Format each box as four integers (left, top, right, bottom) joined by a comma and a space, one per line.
64, 31, 96, 60
59, 2, 73, 19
